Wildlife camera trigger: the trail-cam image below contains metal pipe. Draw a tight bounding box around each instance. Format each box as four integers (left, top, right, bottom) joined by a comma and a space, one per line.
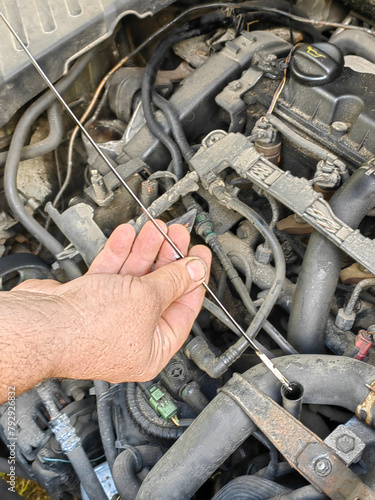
281, 381, 303, 420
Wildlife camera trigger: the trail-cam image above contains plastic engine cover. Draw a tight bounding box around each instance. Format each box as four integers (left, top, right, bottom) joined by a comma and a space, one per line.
0, 0, 176, 127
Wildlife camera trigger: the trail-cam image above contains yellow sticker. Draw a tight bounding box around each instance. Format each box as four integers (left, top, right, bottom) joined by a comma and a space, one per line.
306, 46, 326, 59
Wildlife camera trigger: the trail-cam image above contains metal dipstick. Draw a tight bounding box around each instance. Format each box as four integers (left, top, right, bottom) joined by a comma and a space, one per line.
0, 12, 293, 393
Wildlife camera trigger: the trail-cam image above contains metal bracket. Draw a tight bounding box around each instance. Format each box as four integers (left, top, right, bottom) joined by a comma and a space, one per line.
221, 373, 375, 500
190, 132, 375, 275
215, 67, 263, 132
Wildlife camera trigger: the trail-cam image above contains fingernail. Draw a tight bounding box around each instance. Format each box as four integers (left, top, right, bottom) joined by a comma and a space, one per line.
186, 258, 207, 282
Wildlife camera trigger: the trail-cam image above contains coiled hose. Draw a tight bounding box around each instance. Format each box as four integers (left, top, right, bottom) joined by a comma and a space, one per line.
124, 383, 183, 440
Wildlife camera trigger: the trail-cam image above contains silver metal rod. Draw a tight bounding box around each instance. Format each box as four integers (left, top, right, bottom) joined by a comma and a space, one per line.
1, 12, 293, 392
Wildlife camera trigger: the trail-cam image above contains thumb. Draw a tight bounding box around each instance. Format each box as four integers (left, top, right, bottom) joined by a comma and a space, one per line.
140, 256, 208, 310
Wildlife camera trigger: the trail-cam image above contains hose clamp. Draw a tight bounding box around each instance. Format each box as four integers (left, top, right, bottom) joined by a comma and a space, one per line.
51, 413, 81, 454
356, 380, 375, 426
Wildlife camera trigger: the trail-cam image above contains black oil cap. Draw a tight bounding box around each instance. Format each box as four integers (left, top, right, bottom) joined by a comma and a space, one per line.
290, 43, 344, 86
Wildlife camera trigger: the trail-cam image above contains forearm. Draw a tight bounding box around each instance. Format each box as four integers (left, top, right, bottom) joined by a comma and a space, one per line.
0, 291, 59, 402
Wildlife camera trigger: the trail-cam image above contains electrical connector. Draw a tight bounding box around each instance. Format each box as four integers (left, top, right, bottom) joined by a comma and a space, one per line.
149, 386, 179, 425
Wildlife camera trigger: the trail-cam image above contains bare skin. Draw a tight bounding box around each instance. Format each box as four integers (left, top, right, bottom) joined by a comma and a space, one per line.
0, 221, 211, 402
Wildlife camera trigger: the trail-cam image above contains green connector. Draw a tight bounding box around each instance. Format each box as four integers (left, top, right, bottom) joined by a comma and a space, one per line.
149, 386, 178, 424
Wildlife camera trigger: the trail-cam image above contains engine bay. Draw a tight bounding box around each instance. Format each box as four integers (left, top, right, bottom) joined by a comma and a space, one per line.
2, 1, 375, 498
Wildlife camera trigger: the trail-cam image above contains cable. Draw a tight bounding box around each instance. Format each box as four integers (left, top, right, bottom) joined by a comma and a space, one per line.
266, 45, 300, 115
95, 380, 117, 472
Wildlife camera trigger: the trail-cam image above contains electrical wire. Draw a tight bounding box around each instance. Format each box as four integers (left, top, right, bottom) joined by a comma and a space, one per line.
266, 44, 300, 115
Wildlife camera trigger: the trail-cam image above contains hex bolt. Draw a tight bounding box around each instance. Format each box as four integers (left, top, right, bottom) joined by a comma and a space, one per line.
336, 434, 355, 453
229, 80, 242, 91
314, 458, 332, 477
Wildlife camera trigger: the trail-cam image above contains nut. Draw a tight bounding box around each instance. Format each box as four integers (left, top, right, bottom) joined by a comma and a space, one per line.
314, 458, 332, 477
255, 243, 273, 264
335, 308, 356, 331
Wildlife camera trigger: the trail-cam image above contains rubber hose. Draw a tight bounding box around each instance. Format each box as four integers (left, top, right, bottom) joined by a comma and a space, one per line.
124, 383, 183, 440
141, 29, 197, 179
212, 476, 291, 500
152, 92, 195, 162
4, 51, 95, 280
331, 31, 375, 64
94, 380, 117, 472
288, 165, 375, 353
226, 196, 286, 341
112, 445, 162, 500
67, 445, 107, 500
0, 101, 64, 166
137, 355, 375, 500
278, 485, 327, 499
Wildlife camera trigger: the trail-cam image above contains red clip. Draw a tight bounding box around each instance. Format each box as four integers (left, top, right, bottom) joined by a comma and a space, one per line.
354, 330, 374, 361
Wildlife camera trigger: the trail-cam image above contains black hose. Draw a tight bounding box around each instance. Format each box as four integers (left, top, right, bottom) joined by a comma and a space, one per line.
67, 445, 108, 500
225, 195, 286, 342
278, 485, 327, 499
112, 445, 162, 500
137, 355, 375, 500
4, 51, 95, 280
252, 430, 278, 481
212, 476, 291, 500
288, 164, 375, 353
94, 381, 117, 472
142, 29, 198, 179
152, 92, 195, 162
331, 31, 375, 64
0, 101, 64, 167
124, 383, 183, 440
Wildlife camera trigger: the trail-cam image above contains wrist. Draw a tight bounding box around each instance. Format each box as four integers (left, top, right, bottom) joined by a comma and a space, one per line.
0, 290, 62, 399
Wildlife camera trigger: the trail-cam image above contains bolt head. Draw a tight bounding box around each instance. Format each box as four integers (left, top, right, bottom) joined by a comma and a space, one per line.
336, 434, 355, 453
314, 458, 332, 476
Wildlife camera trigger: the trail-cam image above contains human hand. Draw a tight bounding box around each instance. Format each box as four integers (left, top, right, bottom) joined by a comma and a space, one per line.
11, 221, 211, 386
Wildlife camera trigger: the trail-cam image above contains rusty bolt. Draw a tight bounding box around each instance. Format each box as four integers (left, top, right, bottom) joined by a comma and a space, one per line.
336, 434, 355, 453
314, 458, 332, 477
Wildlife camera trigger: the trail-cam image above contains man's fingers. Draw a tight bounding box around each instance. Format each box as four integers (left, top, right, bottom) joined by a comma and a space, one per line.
119, 220, 167, 277
147, 245, 211, 367
140, 253, 209, 313
87, 223, 136, 275
154, 224, 190, 271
